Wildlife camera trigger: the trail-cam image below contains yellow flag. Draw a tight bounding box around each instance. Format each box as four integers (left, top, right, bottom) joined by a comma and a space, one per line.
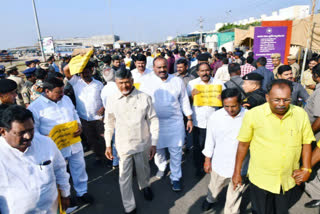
69, 49, 94, 75
58, 190, 66, 214
49, 120, 81, 150
193, 84, 222, 107
133, 83, 141, 90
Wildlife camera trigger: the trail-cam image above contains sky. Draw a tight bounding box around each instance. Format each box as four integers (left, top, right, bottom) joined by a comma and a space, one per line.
1, 0, 317, 49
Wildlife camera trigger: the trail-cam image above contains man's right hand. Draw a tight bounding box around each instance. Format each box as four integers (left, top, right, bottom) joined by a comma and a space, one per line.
232, 172, 242, 190
105, 147, 113, 160
203, 159, 212, 174
191, 89, 200, 98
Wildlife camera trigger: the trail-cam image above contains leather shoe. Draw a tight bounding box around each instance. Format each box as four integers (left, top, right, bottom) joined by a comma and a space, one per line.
202, 199, 215, 211
305, 200, 320, 208
142, 187, 153, 201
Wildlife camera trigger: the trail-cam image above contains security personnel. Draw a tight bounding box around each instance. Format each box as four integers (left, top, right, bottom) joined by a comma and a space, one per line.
21, 67, 36, 107
271, 53, 283, 78
241, 73, 266, 109
0, 79, 17, 105
6, 65, 25, 106
287, 55, 300, 80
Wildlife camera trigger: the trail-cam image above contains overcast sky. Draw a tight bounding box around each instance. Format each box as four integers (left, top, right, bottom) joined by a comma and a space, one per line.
1, 0, 316, 49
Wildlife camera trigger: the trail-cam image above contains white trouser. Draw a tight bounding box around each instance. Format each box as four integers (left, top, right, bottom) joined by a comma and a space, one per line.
154, 146, 182, 181
119, 149, 150, 212
67, 149, 88, 196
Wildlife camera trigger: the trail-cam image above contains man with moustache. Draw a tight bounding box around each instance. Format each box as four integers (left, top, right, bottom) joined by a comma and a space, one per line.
187, 62, 225, 176
130, 54, 152, 86
28, 77, 94, 206
301, 58, 318, 95
0, 105, 71, 214
174, 58, 195, 87
140, 57, 193, 191
104, 68, 159, 214
232, 79, 314, 213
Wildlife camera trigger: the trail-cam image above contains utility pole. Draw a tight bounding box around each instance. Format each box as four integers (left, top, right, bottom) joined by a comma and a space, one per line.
32, 0, 46, 61
199, 16, 204, 45
301, 0, 317, 83
108, 0, 114, 42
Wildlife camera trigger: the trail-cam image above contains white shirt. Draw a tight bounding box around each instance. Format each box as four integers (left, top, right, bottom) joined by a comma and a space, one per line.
0, 133, 70, 214
146, 56, 154, 70
131, 68, 152, 84
28, 95, 82, 158
69, 75, 104, 121
140, 73, 192, 148
187, 77, 225, 129
202, 107, 247, 178
100, 81, 119, 107
215, 64, 230, 83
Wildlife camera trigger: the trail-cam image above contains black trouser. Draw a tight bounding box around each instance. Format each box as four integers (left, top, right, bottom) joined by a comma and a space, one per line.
250, 182, 302, 214
192, 127, 206, 170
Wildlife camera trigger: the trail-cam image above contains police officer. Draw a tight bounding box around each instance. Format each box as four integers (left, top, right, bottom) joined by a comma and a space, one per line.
6, 65, 25, 106
271, 53, 283, 78
0, 79, 17, 105
242, 72, 266, 109
287, 55, 300, 80
21, 67, 36, 107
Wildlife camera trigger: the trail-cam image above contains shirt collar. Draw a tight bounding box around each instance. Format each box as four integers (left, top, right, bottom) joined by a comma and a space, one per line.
117, 87, 138, 99
222, 107, 245, 118
41, 94, 63, 104
263, 102, 293, 119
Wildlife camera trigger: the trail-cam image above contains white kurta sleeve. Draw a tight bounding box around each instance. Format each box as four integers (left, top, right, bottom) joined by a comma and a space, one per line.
104, 98, 115, 147
146, 96, 159, 146
179, 80, 193, 117
51, 140, 71, 197
28, 105, 41, 133
202, 115, 216, 158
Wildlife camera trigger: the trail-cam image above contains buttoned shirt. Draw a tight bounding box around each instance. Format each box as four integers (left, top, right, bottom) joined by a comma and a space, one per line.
174, 71, 195, 87
104, 88, 159, 156
202, 107, 247, 178
140, 73, 192, 148
291, 62, 300, 78
291, 82, 309, 105
187, 77, 225, 128
301, 69, 316, 95
131, 68, 152, 84
0, 133, 70, 214
69, 75, 104, 121
28, 95, 82, 158
252, 66, 274, 91
100, 81, 119, 107
240, 63, 256, 77
305, 84, 320, 141
237, 103, 315, 194
214, 64, 230, 83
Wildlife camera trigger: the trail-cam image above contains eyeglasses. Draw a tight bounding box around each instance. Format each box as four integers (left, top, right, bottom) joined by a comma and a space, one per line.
270, 98, 292, 103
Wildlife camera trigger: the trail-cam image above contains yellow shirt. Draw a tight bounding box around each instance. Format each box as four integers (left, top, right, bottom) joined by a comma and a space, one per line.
237, 103, 315, 194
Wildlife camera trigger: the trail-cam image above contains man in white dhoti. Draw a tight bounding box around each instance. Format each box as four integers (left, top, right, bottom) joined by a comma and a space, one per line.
0, 105, 70, 214
140, 57, 193, 191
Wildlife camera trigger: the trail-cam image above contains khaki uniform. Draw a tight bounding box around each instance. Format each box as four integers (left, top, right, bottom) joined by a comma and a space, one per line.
7, 75, 25, 106
272, 63, 283, 78
301, 69, 316, 95
290, 62, 300, 79
21, 80, 33, 106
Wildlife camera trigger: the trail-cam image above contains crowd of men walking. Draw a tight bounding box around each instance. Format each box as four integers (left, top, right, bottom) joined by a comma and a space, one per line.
0, 46, 320, 214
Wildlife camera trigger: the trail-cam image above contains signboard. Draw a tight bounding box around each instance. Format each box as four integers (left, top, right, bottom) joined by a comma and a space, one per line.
193, 84, 222, 107
253, 26, 287, 70
42, 37, 55, 54
48, 120, 81, 150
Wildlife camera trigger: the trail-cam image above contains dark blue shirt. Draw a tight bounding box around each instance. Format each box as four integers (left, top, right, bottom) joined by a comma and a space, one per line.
252, 66, 274, 91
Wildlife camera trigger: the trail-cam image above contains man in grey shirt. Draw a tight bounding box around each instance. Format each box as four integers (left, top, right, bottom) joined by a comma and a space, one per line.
252, 57, 274, 91
174, 58, 195, 87
225, 63, 245, 98
277, 65, 309, 105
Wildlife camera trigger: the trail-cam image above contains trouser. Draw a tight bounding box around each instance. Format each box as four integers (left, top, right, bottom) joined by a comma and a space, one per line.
80, 119, 105, 159
119, 149, 150, 212
183, 116, 193, 150
250, 182, 301, 214
206, 170, 246, 214
193, 127, 206, 169
154, 146, 182, 181
66, 149, 88, 196
305, 139, 320, 200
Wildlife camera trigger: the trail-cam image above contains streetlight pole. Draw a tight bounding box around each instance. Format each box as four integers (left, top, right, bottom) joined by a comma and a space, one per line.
31, 0, 46, 61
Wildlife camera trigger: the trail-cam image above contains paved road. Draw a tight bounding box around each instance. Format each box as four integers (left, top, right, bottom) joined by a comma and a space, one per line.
72, 151, 320, 214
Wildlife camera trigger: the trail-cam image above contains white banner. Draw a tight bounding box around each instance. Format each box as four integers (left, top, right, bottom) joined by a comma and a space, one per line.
42, 37, 55, 54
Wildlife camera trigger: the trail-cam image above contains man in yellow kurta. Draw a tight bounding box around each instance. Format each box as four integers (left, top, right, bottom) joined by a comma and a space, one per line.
232, 79, 315, 213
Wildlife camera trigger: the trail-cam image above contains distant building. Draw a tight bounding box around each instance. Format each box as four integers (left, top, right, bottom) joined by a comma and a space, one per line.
54, 35, 120, 48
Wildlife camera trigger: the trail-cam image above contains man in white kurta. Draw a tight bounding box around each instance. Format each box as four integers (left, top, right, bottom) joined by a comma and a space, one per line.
28, 77, 93, 204
140, 57, 193, 191
0, 105, 70, 214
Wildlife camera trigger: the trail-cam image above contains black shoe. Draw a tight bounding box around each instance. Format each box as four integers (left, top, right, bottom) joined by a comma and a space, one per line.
305, 200, 320, 208
77, 193, 94, 205
125, 208, 137, 214
142, 187, 153, 201
202, 199, 214, 211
